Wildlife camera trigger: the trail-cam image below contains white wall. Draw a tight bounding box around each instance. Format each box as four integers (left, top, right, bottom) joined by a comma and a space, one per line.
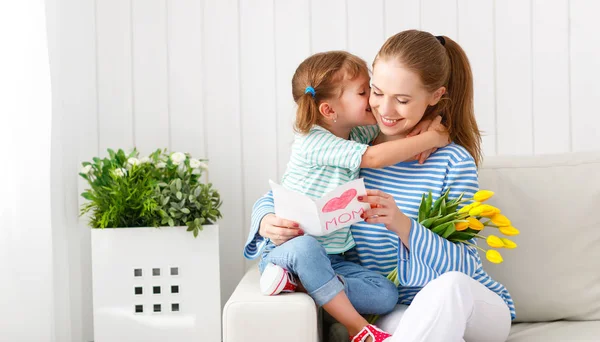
48, 0, 600, 340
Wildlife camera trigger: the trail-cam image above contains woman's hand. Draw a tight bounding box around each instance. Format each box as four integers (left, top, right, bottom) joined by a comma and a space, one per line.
358, 190, 412, 244
407, 115, 449, 164
259, 214, 304, 246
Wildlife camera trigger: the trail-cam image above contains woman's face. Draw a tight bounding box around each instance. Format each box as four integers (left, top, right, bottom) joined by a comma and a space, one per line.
369, 59, 442, 138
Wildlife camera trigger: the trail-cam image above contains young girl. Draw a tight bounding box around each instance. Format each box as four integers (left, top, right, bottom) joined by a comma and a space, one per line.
254, 51, 449, 342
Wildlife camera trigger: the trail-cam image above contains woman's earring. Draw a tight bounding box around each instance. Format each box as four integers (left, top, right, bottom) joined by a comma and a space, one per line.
333, 117, 337, 123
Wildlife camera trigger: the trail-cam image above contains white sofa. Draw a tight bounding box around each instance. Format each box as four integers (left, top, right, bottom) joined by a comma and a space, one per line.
223, 151, 600, 341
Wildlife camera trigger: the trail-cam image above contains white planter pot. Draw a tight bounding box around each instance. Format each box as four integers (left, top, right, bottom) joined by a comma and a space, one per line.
91, 225, 220, 342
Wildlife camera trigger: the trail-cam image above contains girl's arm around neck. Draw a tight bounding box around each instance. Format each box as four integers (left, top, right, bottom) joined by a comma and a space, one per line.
360, 130, 447, 168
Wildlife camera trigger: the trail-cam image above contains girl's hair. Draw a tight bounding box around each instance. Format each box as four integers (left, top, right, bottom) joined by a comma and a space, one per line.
374, 30, 482, 166
292, 51, 369, 134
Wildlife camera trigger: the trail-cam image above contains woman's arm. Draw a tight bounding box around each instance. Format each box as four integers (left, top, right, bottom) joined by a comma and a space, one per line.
358, 154, 482, 287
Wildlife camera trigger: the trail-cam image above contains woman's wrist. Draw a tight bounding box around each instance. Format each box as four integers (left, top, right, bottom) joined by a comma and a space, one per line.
391, 212, 412, 243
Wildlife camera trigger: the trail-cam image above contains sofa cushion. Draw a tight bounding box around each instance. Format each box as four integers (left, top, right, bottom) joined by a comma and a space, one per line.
508, 321, 600, 342
223, 266, 320, 342
478, 151, 600, 322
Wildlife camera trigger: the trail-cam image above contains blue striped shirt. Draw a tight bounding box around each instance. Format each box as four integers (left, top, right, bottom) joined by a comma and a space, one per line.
244, 143, 516, 320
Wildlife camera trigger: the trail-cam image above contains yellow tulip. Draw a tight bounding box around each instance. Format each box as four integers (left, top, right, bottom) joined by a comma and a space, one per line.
469, 206, 484, 216
490, 213, 511, 227
479, 204, 501, 217
467, 217, 484, 230
486, 235, 504, 248
474, 190, 494, 202
501, 238, 517, 249
486, 250, 503, 264
499, 226, 520, 236
455, 221, 469, 231
461, 201, 482, 214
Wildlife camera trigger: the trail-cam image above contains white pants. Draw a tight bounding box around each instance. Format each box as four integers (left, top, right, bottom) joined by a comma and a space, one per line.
378, 272, 512, 342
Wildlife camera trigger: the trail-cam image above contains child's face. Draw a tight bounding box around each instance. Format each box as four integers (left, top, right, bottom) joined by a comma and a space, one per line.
369, 59, 439, 138
332, 75, 376, 127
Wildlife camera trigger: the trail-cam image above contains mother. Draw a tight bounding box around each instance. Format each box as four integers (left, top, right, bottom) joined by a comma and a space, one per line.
245, 30, 514, 341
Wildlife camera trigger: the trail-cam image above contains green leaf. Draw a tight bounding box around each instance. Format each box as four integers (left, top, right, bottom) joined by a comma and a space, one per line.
175, 179, 182, 191
431, 221, 454, 235
445, 192, 465, 213
168, 218, 174, 227
162, 197, 169, 206
418, 193, 427, 223
440, 198, 446, 216
180, 208, 190, 214
448, 232, 476, 242
421, 215, 442, 228
431, 212, 457, 227
176, 191, 182, 200
424, 191, 432, 217
431, 197, 443, 217
441, 222, 456, 238
193, 228, 199, 238
81, 192, 93, 200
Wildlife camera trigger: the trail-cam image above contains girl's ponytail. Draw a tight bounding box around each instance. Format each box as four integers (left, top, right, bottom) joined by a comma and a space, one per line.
294, 92, 320, 134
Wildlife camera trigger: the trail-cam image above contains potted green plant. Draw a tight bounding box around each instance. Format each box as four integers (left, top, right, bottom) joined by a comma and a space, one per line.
80, 148, 222, 342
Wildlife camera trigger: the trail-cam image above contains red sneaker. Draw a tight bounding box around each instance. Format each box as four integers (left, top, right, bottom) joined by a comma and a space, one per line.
351, 324, 392, 342
260, 263, 298, 296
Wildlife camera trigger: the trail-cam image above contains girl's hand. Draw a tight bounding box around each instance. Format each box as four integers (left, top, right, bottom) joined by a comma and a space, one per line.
259, 214, 304, 246
430, 116, 450, 148
357, 190, 411, 235
408, 116, 448, 164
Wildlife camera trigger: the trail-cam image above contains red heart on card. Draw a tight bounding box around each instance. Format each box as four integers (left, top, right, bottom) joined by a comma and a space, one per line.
322, 189, 357, 213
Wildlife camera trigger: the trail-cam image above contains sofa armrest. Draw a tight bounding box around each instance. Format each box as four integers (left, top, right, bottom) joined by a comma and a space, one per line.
223, 265, 321, 342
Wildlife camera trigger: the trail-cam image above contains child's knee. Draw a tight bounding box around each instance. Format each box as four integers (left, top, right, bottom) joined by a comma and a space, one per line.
286, 235, 324, 259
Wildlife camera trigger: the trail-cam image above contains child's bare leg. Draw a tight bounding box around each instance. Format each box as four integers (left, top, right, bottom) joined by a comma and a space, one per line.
323, 291, 369, 337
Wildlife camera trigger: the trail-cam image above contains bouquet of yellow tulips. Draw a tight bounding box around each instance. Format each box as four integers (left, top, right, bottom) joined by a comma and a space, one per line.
368, 189, 519, 324
414, 188, 519, 264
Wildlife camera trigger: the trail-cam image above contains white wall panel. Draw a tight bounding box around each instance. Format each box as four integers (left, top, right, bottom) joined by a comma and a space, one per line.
384, 0, 421, 37
310, 0, 347, 52
274, 0, 311, 179
131, 0, 170, 155
570, 0, 600, 152
167, 0, 206, 158
347, 0, 385, 64
495, 0, 533, 155
96, 0, 134, 153
532, 0, 570, 154
458, 0, 496, 157
421, 0, 458, 38
203, 0, 246, 308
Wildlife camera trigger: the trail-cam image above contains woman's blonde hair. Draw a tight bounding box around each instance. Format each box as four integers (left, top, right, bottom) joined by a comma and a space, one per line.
375, 30, 482, 166
292, 51, 369, 134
